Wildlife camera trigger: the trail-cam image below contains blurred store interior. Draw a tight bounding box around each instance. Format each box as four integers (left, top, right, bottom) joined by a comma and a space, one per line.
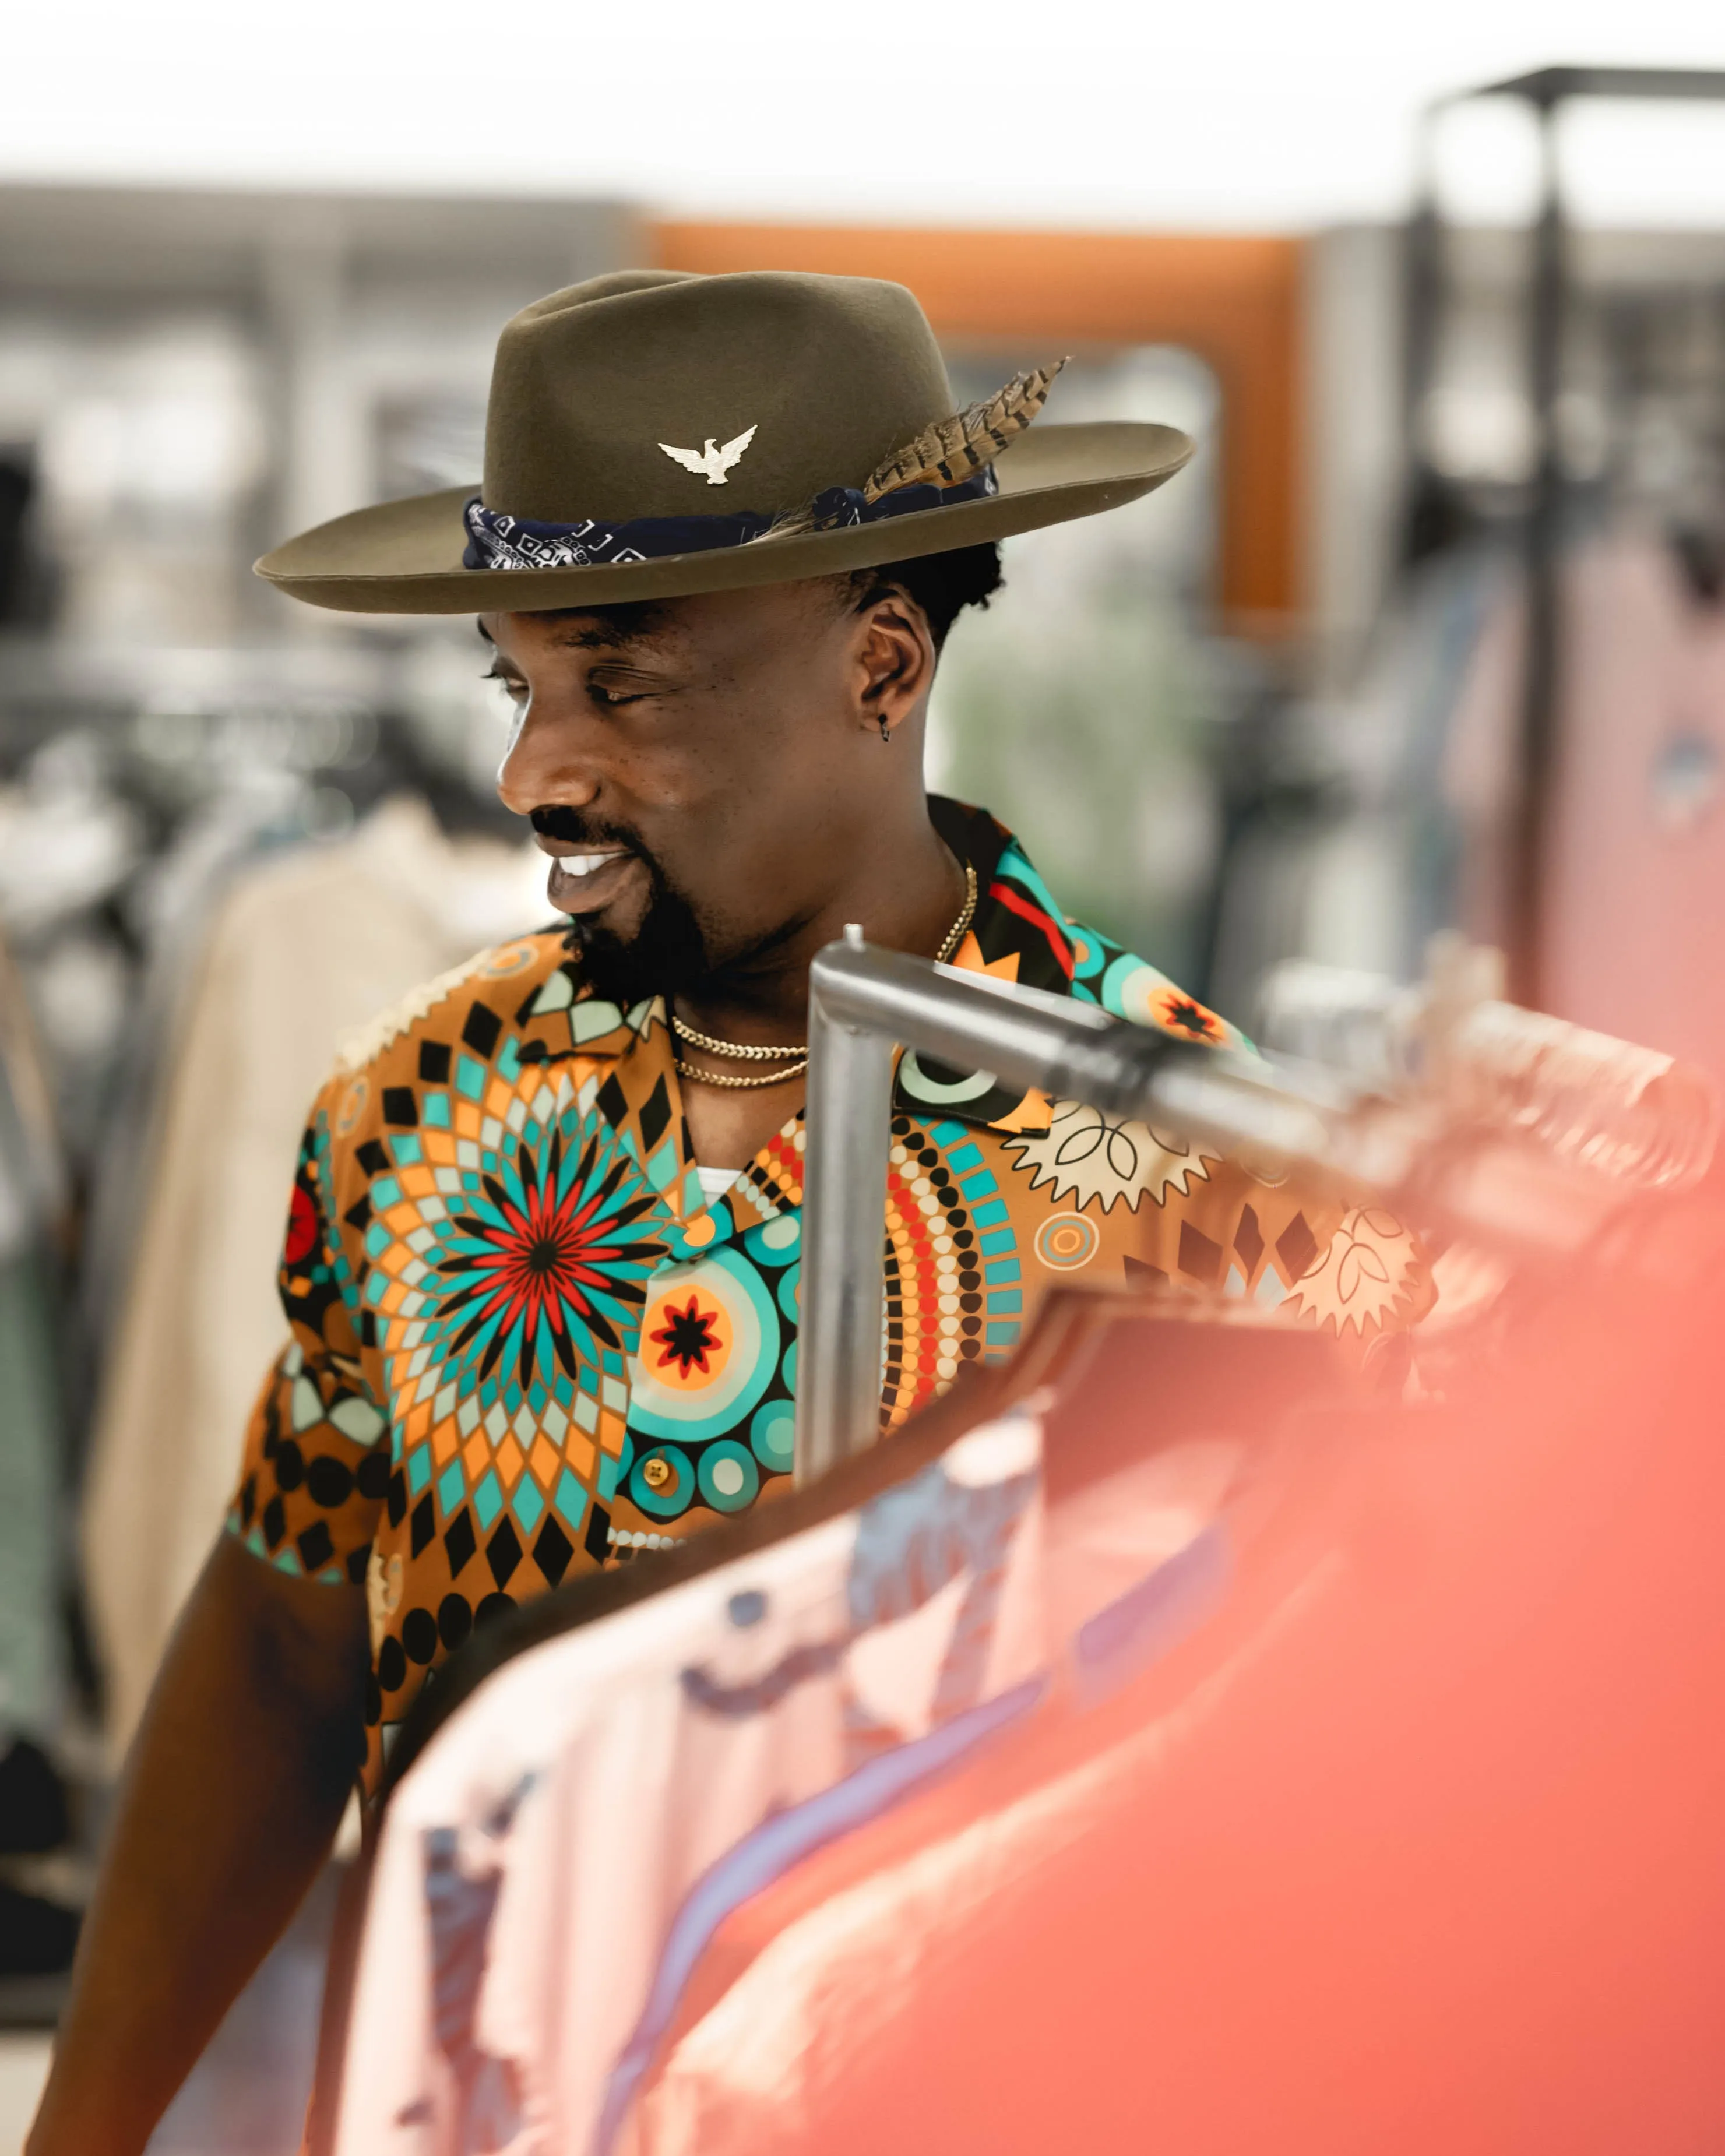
7, 17, 1725, 2146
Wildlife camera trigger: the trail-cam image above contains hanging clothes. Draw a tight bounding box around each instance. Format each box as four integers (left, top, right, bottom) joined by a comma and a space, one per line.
616, 1235, 1725, 2156
1539, 529, 1725, 1081
75, 764, 310, 1401
1206, 541, 1505, 1013
328, 1402, 1051, 2156
0, 931, 69, 1745
80, 797, 548, 1761
1433, 524, 1725, 1081
317, 1307, 1346, 2156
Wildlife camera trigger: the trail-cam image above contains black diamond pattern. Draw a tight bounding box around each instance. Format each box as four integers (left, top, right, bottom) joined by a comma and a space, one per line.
534, 1514, 573, 1587
462, 1003, 502, 1057
639, 1074, 671, 1153
487, 1516, 522, 1589
595, 1073, 628, 1129
1277, 1211, 1319, 1284
296, 1521, 335, 1573
382, 1087, 418, 1128
443, 1507, 477, 1579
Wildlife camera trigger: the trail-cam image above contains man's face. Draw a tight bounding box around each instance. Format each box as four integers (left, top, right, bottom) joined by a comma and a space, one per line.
485, 579, 924, 1007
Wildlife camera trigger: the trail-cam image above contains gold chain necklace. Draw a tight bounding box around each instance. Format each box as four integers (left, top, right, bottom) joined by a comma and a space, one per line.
672, 1054, 811, 1091
672, 860, 978, 1084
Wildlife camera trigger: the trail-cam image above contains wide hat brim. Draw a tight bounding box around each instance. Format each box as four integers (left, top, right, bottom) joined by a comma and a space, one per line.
254, 421, 1194, 615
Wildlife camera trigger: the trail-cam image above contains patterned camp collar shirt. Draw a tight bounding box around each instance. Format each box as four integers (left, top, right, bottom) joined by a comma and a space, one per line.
228, 798, 1432, 1795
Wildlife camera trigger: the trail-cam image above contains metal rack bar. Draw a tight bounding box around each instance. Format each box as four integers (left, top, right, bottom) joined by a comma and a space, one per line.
793, 933, 1346, 1485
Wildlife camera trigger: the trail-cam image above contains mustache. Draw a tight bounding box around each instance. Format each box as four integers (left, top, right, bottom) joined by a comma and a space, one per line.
530, 805, 647, 854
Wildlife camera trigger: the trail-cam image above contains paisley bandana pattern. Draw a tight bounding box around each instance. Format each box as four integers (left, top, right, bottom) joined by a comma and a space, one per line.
460, 468, 998, 571
227, 798, 1432, 1796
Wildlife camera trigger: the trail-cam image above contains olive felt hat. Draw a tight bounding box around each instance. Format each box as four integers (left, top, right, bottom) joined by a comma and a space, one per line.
255, 268, 1194, 615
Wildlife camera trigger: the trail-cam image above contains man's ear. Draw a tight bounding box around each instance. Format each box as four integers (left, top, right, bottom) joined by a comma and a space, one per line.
854, 587, 937, 742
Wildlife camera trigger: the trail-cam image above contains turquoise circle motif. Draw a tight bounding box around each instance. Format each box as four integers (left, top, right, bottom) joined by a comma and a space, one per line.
750, 1400, 795, 1472
1070, 926, 1107, 981
1102, 953, 1157, 1021
626, 1245, 780, 1446
698, 1440, 761, 1512
776, 1260, 800, 1323
745, 1212, 800, 1259
630, 1443, 695, 1520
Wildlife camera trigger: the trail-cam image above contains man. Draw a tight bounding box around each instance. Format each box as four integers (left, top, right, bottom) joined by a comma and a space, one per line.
30, 269, 1429, 2153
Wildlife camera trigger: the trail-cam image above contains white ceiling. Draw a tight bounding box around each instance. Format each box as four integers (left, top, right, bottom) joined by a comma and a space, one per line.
6, 0, 1725, 232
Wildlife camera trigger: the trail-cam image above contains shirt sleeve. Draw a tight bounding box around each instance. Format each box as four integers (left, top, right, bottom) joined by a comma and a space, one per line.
227, 1084, 390, 1585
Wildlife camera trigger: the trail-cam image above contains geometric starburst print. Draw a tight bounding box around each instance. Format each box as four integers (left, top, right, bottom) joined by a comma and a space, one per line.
364, 1069, 675, 1579
436, 1125, 666, 1391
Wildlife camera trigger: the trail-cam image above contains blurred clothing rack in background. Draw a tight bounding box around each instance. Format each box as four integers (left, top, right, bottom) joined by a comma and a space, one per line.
1408, 66, 1725, 1005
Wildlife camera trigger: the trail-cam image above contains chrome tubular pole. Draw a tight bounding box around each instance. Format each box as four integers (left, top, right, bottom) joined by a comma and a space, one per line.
791, 934, 1372, 1486
796, 928, 898, 1487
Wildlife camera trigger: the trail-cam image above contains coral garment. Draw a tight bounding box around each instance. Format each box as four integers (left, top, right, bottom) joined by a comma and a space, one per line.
227, 798, 1431, 1797
329, 1406, 1049, 2156
630, 1246, 1725, 2156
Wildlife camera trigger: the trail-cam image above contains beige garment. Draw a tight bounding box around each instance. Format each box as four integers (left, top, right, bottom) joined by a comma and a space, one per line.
81, 797, 549, 1761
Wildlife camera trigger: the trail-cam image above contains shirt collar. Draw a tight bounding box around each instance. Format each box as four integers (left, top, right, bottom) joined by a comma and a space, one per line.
520, 798, 1090, 1140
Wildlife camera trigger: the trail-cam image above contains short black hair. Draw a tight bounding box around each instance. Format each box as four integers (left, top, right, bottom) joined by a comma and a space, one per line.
842, 541, 1004, 649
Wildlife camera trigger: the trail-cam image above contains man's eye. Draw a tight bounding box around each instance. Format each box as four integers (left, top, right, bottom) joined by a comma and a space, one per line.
589, 682, 647, 709
483, 667, 527, 702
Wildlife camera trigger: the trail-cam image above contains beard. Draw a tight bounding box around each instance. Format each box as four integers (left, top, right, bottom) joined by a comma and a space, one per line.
533, 806, 711, 1008
564, 868, 710, 1009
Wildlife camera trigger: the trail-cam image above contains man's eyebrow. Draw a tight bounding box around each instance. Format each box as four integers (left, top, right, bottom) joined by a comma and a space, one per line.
552, 620, 670, 654
474, 607, 673, 657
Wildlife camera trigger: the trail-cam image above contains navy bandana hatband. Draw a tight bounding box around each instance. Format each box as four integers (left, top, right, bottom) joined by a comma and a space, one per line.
460, 466, 999, 572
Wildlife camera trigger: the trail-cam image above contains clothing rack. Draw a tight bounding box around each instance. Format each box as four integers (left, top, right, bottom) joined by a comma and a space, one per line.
797, 941, 1357, 1478
1406, 66, 1725, 1005
795, 933, 1713, 1479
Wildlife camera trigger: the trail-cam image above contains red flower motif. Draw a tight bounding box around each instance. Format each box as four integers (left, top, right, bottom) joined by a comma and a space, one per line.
652, 1295, 721, 1379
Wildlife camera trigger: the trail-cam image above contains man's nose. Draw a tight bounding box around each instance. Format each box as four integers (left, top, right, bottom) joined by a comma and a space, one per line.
495, 699, 603, 819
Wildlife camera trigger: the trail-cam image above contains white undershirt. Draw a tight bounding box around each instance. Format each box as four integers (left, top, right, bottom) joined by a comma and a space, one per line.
696, 1164, 742, 1202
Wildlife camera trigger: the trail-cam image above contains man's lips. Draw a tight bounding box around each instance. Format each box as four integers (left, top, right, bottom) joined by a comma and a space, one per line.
539, 846, 643, 917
